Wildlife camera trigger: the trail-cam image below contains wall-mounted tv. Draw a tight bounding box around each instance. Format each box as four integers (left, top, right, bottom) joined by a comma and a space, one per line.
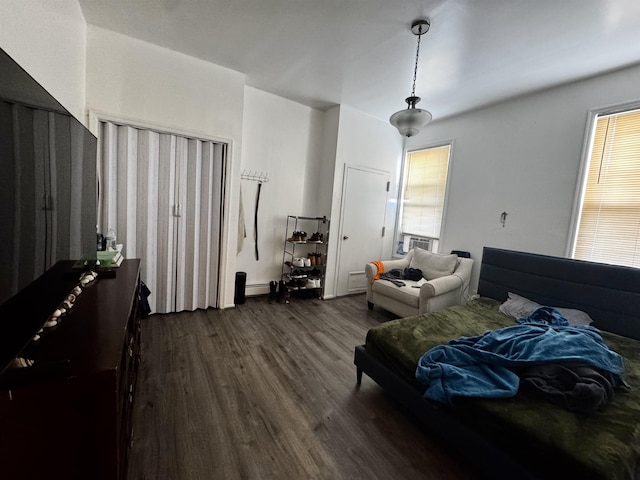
0, 47, 97, 308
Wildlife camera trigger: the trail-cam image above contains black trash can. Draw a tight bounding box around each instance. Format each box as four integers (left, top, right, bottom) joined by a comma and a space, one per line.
234, 271, 247, 305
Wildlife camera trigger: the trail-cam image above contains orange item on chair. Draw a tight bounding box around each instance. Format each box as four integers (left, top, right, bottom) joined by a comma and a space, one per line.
371, 261, 385, 283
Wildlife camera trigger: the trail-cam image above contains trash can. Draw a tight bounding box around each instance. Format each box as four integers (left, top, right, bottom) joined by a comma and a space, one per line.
234, 271, 247, 305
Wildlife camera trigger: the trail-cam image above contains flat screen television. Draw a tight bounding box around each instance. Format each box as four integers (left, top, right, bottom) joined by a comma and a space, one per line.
0, 47, 97, 372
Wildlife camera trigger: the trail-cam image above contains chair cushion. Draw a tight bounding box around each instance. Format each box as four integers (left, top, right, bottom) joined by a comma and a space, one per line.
372, 279, 421, 308
410, 247, 458, 280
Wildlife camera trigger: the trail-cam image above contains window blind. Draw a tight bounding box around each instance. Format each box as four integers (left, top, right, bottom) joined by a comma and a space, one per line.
574, 108, 640, 268
401, 145, 450, 238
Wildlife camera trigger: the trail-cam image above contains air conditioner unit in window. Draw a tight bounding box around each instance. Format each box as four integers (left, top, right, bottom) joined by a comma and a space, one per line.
407, 236, 433, 252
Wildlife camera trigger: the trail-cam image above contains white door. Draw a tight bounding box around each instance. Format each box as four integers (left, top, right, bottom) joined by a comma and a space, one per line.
336, 166, 390, 296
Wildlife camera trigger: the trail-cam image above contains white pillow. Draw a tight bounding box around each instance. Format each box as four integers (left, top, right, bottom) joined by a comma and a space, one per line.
409, 247, 458, 281
499, 292, 539, 319
553, 307, 594, 327
499, 292, 593, 326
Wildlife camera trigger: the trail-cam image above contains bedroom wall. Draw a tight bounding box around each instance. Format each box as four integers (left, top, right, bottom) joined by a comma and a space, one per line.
85, 26, 246, 309
405, 62, 640, 293
323, 105, 403, 298
237, 87, 325, 295
0, 0, 87, 122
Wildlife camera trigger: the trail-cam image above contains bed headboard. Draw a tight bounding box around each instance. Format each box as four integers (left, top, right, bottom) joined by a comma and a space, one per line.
477, 247, 640, 340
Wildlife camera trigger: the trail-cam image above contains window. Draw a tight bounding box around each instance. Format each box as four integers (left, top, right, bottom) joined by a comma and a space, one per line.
397, 144, 451, 252
573, 108, 640, 268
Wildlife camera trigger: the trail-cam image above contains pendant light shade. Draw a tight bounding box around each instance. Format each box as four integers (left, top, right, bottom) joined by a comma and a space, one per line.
389, 96, 432, 137
390, 19, 432, 137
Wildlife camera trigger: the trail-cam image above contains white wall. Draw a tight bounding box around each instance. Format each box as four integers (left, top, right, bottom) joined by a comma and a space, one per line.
237, 87, 325, 294
406, 63, 640, 292
85, 26, 247, 308
324, 105, 403, 298
0, 0, 87, 121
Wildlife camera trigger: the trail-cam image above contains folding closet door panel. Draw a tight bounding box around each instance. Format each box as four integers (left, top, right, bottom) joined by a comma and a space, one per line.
196, 141, 215, 310
173, 136, 189, 312
175, 137, 197, 312
98, 121, 119, 242
136, 129, 160, 314
175, 138, 222, 311
98, 122, 139, 259
115, 125, 138, 259
155, 133, 179, 314
206, 142, 224, 309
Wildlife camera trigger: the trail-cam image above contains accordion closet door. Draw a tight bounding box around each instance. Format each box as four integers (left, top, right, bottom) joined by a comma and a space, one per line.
98, 121, 224, 314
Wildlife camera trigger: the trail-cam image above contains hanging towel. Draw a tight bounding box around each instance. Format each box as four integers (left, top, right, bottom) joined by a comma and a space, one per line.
371, 260, 385, 283
237, 185, 247, 254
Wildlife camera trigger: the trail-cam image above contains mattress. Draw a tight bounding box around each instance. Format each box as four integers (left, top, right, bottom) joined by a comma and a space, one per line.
365, 297, 640, 480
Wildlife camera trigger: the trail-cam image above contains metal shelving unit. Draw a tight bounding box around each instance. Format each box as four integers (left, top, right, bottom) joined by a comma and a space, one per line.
281, 215, 330, 299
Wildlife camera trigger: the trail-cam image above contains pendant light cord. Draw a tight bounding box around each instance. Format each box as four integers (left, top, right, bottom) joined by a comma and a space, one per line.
411, 24, 424, 97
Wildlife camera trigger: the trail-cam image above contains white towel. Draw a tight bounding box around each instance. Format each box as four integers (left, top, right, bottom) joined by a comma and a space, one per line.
237, 185, 247, 254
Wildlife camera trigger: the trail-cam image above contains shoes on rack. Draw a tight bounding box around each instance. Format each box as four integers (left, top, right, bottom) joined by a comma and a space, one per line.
309, 232, 323, 243
288, 231, 303, 242
299, 231, 307, 242
304, 278, 322, 289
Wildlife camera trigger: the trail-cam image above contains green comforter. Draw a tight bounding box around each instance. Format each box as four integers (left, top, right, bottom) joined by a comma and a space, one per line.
365, 297, 640, 480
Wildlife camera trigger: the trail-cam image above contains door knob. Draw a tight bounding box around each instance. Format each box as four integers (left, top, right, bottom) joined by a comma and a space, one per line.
343, 236, 349, 240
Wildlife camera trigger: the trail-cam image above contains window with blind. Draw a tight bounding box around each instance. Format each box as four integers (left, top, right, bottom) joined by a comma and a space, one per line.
400, 144, 451, 240
573, 108, 640, 268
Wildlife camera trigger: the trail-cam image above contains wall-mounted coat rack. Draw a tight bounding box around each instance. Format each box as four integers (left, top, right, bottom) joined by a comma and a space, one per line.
241, 170, 270, 183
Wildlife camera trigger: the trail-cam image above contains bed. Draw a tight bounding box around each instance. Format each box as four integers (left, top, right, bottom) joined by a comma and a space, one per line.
354, 247, 640, 480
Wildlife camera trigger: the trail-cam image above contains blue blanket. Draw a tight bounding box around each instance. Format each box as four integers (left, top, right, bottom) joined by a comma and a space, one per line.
415, 307, 626, 403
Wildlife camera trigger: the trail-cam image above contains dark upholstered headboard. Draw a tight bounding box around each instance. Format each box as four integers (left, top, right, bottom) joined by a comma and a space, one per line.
477, 247, 640, 340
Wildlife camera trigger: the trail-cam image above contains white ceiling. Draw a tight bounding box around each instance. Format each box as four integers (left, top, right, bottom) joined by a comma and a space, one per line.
78, 0, 640, 123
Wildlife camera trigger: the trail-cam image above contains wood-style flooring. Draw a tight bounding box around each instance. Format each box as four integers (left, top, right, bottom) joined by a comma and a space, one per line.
127, 293, 477, 480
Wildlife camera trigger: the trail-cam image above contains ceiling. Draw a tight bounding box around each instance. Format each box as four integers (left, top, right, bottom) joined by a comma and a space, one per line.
78, 0, 640, 123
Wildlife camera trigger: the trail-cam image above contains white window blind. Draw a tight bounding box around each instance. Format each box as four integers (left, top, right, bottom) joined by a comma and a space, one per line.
401, 145, 451, 238
573, 108, 640, 268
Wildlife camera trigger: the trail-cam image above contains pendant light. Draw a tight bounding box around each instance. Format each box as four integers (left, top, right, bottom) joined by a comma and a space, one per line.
389, 18, 432, 137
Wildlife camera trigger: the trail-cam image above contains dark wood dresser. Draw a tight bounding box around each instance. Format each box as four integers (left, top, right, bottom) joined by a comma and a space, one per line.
0, 259, 141, 480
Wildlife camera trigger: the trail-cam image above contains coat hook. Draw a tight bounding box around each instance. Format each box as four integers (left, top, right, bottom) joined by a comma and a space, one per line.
500, 211, 508, 227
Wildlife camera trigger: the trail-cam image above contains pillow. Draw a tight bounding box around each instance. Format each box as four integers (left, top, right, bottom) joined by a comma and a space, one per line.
409, 247, 458, 280
499, 292, 593, 326
553, 308, 594, 327
499, 292, 540, 319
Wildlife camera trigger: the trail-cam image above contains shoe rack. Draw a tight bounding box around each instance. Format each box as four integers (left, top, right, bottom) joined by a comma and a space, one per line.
282, 215, 330, 299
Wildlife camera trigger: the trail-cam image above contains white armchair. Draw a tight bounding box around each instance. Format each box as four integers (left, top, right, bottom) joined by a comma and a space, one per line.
365, 249, 474, 318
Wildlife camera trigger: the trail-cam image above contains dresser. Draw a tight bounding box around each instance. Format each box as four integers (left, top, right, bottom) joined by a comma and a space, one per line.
0, 259, 141, 480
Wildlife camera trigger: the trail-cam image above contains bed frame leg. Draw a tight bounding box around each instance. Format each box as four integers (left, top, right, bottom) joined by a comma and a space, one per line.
356, 368, 363, 385
367, 301, 374, 311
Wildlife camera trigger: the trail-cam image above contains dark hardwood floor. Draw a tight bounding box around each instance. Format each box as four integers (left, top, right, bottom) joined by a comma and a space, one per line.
127, 293, 477, 480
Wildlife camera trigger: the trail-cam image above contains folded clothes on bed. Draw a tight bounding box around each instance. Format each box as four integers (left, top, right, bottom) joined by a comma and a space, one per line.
415, 306, 627, 408
519, 362, 615, 413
